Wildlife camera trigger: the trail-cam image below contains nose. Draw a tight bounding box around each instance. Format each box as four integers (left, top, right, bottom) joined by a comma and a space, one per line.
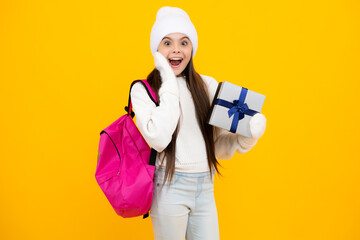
172, 43, 181, 53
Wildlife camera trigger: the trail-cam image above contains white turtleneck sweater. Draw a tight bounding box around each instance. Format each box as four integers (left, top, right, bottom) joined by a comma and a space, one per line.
130, 74, 258, 173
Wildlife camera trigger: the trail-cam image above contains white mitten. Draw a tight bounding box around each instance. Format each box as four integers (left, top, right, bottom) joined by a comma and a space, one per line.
235, 113, 266, 152
249, 113, 267, 139
154, 51, 176, 83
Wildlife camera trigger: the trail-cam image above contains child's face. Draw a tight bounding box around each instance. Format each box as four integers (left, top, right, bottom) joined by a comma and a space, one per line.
157, 33, 193, 77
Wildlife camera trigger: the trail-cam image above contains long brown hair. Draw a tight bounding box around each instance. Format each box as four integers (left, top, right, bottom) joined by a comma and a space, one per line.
146, 58, 222, 186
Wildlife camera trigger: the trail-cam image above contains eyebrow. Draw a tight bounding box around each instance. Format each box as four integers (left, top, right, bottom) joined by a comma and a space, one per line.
162, 36, 190, 41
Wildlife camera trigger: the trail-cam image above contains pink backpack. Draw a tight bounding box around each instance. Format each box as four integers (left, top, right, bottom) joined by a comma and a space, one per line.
95, 79, 158, 218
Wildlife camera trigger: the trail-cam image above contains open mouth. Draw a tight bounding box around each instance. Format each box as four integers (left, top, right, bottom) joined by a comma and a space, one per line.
169, 57, 183, 67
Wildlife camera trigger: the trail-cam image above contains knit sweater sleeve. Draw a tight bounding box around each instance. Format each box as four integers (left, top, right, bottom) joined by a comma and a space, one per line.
201, 75, 258, 160
130, 79, 180, 152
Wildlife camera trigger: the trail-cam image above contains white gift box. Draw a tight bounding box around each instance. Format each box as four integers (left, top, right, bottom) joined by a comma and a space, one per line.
207, 81, 266, 138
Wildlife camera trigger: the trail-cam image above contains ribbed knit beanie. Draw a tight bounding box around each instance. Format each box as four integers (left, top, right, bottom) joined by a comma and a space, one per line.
150, 6, 198, 57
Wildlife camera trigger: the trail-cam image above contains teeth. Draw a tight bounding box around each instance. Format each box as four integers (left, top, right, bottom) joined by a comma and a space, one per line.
170, 58, 182, 60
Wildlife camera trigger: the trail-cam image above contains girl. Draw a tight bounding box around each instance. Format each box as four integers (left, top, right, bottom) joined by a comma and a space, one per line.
130, 6, 267, 240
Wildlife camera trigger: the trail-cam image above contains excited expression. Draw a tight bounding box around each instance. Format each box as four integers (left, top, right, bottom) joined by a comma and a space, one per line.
157, 33, 193, 77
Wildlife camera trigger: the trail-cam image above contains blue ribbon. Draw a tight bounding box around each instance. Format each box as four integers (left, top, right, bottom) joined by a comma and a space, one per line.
215, 88, 258, 133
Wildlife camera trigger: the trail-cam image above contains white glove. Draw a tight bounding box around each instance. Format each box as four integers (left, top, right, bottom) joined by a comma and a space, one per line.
249, 113, 267, 139
154, 52, 176, 83
235, 113, 266, 151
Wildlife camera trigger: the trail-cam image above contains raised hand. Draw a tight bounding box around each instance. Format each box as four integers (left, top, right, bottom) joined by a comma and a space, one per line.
249, 113, 267, 139
154, 51, 176, 83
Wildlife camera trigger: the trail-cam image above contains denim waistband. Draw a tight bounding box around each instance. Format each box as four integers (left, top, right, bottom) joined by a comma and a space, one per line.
155, 167, 213, 178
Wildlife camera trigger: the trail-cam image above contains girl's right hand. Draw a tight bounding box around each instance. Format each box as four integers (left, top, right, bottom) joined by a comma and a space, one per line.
154, 51, 176, 82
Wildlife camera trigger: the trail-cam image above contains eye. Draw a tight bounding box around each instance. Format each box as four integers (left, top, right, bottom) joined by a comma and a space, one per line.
181, 41, 188, 46
164, 41, 171, 46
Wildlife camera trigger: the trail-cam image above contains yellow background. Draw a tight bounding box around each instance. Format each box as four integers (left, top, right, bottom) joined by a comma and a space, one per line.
1, 0, 359, 239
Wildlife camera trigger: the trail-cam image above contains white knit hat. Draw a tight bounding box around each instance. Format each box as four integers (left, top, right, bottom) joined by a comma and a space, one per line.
150, 6, 198, 57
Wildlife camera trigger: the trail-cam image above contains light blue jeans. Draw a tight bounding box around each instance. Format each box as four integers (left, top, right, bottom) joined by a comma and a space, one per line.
150, 167, 220, 240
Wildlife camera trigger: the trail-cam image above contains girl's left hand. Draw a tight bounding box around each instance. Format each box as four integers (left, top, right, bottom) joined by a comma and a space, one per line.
249, 113, 267, 139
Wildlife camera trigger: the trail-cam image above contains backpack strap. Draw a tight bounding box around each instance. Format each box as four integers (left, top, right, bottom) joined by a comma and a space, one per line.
141, 79, 158, 104
125, 79, 158, 220
126, 79, 159, 118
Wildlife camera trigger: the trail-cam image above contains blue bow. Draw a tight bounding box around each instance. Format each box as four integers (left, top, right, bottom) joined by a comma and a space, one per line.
215, 88, 258, 133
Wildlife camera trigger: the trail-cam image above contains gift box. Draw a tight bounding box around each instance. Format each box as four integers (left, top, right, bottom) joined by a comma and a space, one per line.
207, 81, 266, 138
